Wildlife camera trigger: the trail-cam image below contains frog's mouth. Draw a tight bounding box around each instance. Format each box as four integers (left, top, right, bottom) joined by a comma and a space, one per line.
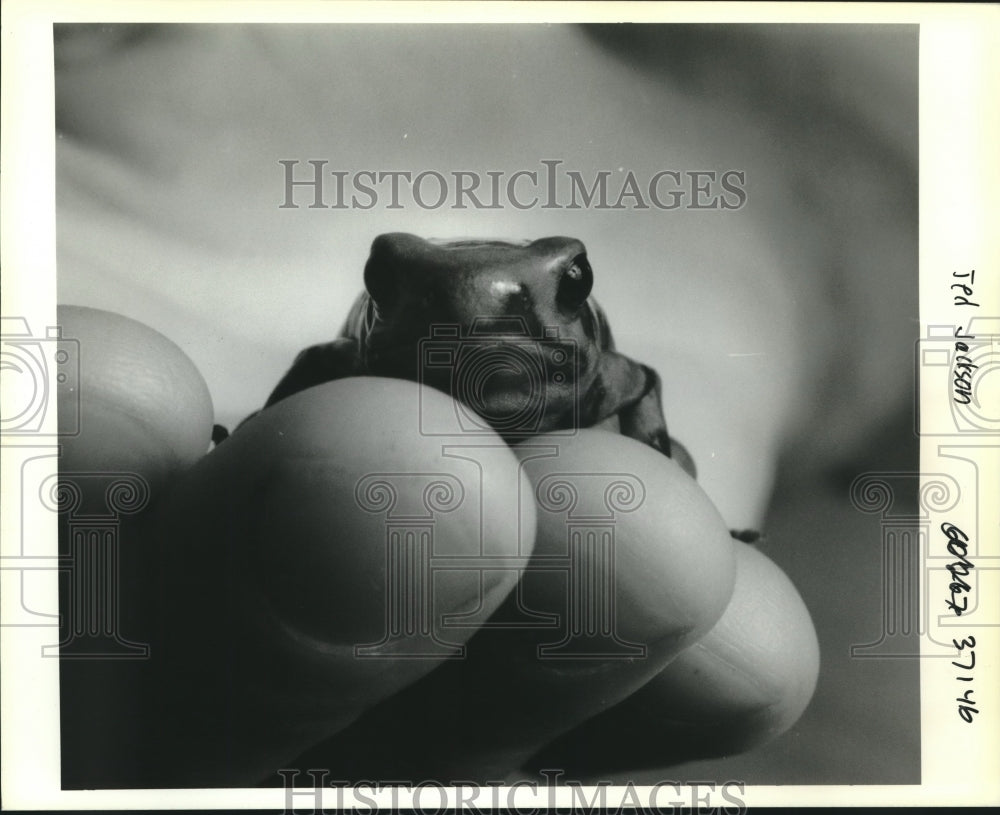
441, 384, 577, 439
366, 337, 589, 435
453, 365, 576, 422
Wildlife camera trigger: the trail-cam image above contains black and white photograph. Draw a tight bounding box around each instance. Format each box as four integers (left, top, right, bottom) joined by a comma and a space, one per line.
1, 2, 998, 811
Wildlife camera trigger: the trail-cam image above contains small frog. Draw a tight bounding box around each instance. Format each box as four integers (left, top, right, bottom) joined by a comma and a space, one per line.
222, 233, 758, 541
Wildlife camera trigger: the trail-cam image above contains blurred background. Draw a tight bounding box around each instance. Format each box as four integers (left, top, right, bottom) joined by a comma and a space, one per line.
54, 23, 919, 785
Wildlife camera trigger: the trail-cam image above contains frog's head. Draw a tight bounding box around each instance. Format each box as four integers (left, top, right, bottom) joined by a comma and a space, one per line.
359, 232, 608, 436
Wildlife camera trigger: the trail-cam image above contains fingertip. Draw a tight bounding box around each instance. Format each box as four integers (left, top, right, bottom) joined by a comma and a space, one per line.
178, 378, 534, 648
636, 543, 820, 753
56, 305, 214, 493
515, 430, 737, 652
523, 544, 818, 775
150, 379, 539, 782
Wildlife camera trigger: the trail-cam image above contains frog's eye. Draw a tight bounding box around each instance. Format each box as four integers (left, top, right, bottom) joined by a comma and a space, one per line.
557, 254, 594, 310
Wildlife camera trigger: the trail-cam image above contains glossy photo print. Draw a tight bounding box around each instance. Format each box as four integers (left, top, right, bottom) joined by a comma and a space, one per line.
2, 4, 998, 812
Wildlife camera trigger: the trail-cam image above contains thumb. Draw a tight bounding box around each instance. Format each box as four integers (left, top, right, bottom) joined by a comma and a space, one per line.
146, 377, 534, 785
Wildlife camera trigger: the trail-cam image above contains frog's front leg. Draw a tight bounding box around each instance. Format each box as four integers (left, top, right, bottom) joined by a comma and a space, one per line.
216, 338, 364, 440
264, 338, 364, 408
584, 350, 697, 479
616, 364, 698, 481
591, 351, 760, 543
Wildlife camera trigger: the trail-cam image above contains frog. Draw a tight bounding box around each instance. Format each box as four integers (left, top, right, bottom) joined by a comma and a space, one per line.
219, 233, 758, 541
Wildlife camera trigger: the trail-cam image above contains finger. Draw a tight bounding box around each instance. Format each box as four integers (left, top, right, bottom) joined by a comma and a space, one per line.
282, 429, 738, 782
55, 305, 216, 788
56, 304, 215, 493
523, 541, 820, 777
142, 377, 533, 786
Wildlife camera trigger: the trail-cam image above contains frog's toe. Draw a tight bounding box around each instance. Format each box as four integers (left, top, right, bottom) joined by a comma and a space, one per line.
667, 436, 698, 480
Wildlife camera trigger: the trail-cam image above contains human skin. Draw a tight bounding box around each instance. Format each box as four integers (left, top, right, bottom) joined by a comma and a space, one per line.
51, 23, 914, 787
56, 306, 815, 788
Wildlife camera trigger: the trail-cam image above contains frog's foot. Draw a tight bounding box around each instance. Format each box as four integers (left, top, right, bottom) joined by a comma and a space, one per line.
211, 424, 230, 445
730, 528, 764, 544
666, 436, 698, 480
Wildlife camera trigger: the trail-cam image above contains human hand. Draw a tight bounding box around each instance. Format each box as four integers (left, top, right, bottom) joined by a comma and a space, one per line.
56, 305, 818, 789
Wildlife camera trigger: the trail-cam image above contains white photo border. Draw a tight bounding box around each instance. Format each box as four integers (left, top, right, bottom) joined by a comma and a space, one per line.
2, 0, 998, 810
